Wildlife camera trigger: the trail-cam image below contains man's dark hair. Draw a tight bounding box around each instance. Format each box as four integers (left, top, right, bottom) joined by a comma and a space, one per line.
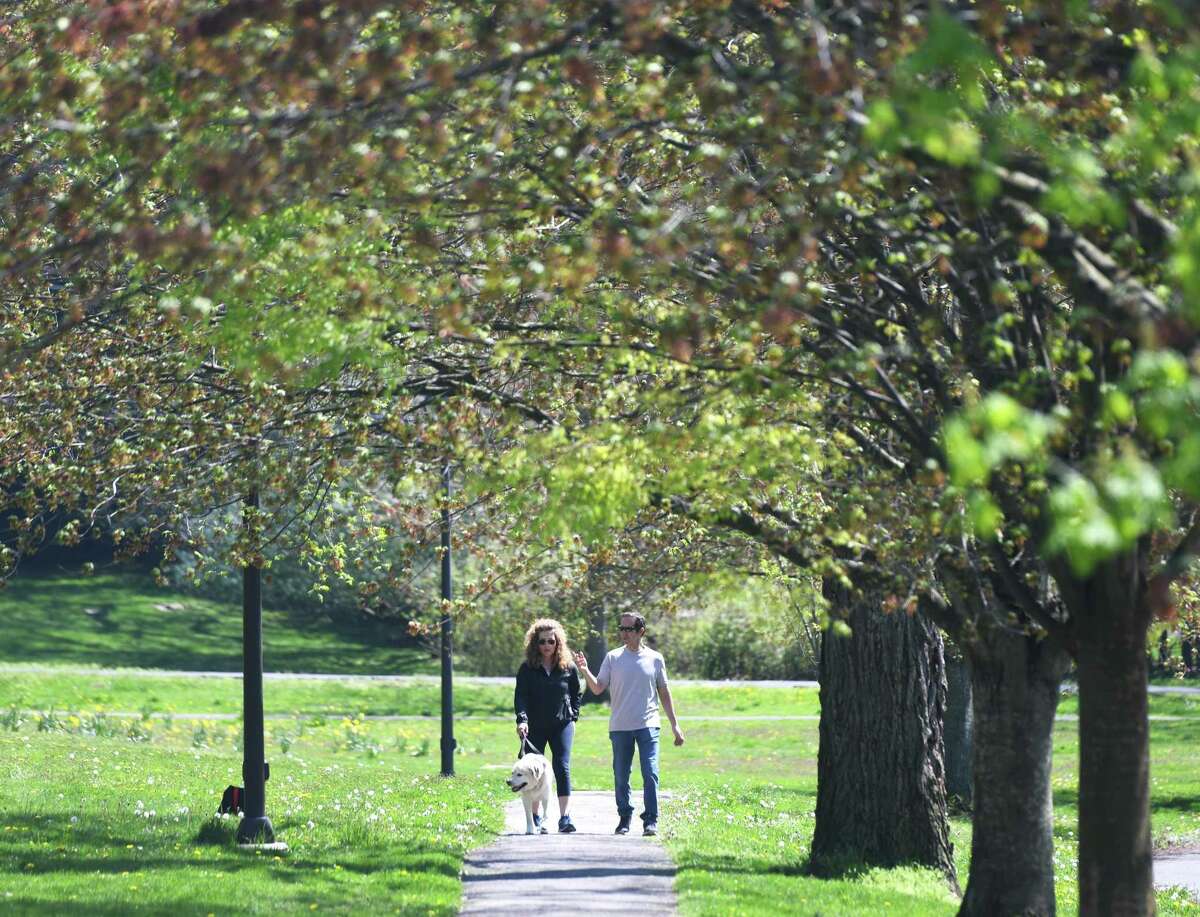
620, 612, 646, 631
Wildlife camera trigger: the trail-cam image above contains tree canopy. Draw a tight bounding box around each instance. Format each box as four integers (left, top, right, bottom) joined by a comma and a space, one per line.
5, 2, 1200, 913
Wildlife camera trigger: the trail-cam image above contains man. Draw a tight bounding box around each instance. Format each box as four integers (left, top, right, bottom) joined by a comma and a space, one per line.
574, 612, 684, 837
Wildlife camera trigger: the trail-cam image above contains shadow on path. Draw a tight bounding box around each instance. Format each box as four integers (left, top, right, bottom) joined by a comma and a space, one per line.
460, 790, 677, 916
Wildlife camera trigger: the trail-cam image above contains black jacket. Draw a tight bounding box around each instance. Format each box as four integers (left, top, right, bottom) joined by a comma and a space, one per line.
514, 661, 582, 730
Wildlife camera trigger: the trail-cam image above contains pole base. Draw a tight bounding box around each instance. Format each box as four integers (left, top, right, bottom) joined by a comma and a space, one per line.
236, 815, 275, 845
237, 841, 289, 853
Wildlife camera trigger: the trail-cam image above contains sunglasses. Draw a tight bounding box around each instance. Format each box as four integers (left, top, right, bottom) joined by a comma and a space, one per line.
618, 625, 640, 632
538, 638, 557, 645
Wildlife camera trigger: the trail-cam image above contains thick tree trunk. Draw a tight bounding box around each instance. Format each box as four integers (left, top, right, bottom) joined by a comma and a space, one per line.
958, 627, 1071, 916
811, 577, 957, 886
1074, 569, 1154, 916
944, 652, 973, 805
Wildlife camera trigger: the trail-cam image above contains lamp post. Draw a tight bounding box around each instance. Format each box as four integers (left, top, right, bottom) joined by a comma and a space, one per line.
237, 489, 275, 845
439, 461, 457, 776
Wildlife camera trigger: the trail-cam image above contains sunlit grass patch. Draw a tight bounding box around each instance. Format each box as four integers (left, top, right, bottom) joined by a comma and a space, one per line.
0, 730, 502, 915
0, 670, 1197, 914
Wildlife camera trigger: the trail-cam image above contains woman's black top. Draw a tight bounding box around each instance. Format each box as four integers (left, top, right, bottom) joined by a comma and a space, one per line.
514, 661, 582, 731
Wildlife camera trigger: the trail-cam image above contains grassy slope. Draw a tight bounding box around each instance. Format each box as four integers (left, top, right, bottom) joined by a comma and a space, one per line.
0, 574, 432, 675
1, 674, 1198, 915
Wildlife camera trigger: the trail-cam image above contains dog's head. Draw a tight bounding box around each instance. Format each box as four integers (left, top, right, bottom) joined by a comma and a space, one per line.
505, 753, 548, 793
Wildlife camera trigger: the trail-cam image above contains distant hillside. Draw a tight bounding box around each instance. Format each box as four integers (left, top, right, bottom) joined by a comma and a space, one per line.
0, 571, 435, 675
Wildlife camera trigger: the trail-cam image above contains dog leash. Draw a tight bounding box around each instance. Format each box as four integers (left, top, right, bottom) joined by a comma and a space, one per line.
519, 735, 538, 756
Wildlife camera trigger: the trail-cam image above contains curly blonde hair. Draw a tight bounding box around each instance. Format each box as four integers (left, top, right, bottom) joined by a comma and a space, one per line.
523, 618, 572, 670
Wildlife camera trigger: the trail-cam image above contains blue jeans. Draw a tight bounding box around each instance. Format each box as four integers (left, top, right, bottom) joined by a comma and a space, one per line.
610, 727, 660, 824
526, 721, 574, 796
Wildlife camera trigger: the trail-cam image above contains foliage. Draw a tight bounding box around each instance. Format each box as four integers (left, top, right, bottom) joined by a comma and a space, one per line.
6, 1, 1200, 910
662, 572, 821, 681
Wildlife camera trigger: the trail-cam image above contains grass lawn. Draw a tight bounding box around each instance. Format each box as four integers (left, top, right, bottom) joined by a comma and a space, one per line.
0, 667, 823, 719
0, 574, 432, 675
1, 672, 1198, 915
9, 665, 1200, 721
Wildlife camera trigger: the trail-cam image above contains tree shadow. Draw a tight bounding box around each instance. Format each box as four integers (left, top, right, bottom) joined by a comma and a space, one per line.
0, 812, 460, 880
1150, 794, 1200, 812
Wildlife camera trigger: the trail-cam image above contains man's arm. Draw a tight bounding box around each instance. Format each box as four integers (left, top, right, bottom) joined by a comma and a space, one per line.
658, 660, 685, 746
573, 651, 608, 695
660, 683, 685, 746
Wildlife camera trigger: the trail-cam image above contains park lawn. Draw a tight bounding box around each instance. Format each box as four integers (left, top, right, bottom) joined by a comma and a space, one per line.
0, 667, 824, 719
0, 729, 503, 916
1, 679, 1198, 916
0, 574, 432, 675
9, 665, 1200, 722
1056, 690, 1200, 717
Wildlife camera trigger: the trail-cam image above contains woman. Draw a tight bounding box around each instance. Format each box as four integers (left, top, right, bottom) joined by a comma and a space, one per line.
514, 618, 582, 833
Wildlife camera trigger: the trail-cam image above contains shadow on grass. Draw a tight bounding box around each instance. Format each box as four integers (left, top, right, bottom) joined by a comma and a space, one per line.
0, 573, 433, 674
1, 811, 463, 901
675, 851, 960, 914
1054, 786, 1200, 812
678, 851, 811, 877
1148, 794, 1200, 812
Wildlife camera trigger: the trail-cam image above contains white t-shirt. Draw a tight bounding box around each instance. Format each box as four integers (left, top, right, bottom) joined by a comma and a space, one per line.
595, 646, 669, 731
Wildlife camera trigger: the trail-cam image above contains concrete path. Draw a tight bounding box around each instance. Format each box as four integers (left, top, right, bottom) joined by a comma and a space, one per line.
1155, 850, 1200, 899
10, 708, 825, 722
459, 790, 677, 916
0, 663, 815, 689
20, 709, 1200, 724
8, 663, 1200, 695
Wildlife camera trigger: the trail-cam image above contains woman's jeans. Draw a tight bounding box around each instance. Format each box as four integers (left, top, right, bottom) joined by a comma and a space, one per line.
610, 727, 660, 823
527, 721, 574, 795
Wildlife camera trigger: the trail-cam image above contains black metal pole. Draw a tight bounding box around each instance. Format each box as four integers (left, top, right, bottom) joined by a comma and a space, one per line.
440, 462, 456, 777
237, 489, 274, 844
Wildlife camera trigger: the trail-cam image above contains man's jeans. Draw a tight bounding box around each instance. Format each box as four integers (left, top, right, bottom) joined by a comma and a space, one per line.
610, 727, 660, 824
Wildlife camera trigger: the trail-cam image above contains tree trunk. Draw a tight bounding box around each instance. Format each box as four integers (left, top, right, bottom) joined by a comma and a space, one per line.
958, 627, 1071, 916
811, 576, 957, 887
1072, 560, 1154, 916
581, 569, 610, 706
944, 651, 973, 805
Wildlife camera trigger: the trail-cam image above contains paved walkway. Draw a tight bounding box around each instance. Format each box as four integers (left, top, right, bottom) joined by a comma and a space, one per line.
0, 663, 816, 689
459, 790, 677, 916
8, 663, 1200, 695
1156, 850, 1200, 898
20, 709, 1200, 725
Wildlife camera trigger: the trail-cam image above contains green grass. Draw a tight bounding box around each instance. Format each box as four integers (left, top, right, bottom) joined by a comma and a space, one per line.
0, 667, 823, 719
0, 730, 502, 915
0, 574, 432, 675
1, 672, 1197, 915
12, 665, 1200, 721
1057, 691, 1200, 717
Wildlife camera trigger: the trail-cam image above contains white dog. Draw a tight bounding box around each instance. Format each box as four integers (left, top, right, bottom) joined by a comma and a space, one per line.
506, 752, 553, 835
